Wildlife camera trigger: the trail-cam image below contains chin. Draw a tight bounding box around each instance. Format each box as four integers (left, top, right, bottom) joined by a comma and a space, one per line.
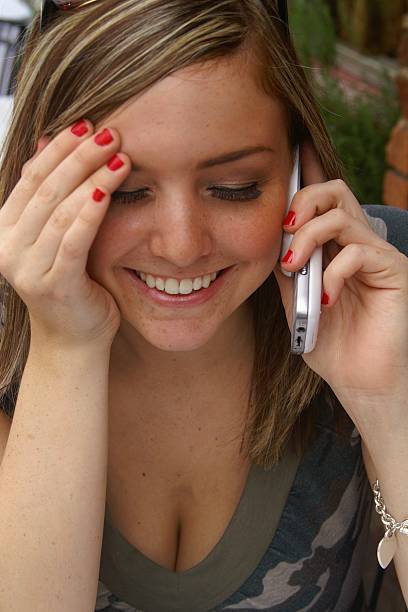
124, 316, 221, 353
144, 336, 211, 352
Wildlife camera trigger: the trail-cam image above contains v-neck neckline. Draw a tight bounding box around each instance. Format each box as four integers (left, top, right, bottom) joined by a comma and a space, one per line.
103, 460, 256, 577
99, 439, 300, 612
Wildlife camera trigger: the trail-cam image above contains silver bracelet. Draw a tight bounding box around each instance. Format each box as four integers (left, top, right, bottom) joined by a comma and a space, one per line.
372, 479, 408, 569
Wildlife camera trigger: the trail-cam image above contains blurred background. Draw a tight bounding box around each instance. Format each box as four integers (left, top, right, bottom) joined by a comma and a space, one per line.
0, 1, 407, 610
288, 0, 408, 212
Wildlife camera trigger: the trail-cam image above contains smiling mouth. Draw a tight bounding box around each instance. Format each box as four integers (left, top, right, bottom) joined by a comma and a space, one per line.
127, 267, 230, 294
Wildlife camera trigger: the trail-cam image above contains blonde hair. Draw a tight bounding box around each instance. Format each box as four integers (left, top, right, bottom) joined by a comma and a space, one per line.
0, 0, 350, 469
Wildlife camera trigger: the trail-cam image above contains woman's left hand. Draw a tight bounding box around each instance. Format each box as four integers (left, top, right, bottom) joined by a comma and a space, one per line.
273, 140, 408, 422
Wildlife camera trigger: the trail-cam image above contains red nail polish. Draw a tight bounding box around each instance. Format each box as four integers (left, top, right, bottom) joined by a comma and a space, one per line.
95, 128, 114, 146
283, 211, 296, 227
71, 119, 88, 137
281, 249, 294, 264
321, 292, 330, 305
92, 188, 106, 202
107, 154, 124, 171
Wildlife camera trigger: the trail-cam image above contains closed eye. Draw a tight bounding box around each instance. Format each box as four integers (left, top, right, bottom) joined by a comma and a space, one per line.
111, 183, 263, 205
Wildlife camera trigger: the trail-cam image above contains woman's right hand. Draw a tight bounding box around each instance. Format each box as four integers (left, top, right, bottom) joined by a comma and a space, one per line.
0, 120, 132, 348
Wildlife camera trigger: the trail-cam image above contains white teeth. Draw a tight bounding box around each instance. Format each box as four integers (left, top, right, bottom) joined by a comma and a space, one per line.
202, 275, 211, 289
135, 270, 220, 295
146, 274, 156, 289
178, 279, 193, 294
165, 278, 183, 294
193, 277, 202, 291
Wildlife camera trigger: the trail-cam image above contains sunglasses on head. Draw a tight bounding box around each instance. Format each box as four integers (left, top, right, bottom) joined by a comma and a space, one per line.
40, 0, 290, 34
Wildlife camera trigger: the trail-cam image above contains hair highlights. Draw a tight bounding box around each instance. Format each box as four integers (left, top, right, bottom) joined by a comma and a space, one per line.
0, 0, 350, 468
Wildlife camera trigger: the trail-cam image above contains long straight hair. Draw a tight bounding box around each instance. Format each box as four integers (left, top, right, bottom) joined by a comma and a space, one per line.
0, 0, 350, 469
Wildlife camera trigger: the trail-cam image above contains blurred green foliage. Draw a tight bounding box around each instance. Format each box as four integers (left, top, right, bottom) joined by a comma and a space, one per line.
317, 75, 400, 204
289, 0, 337, 70
288, 0, 401, 204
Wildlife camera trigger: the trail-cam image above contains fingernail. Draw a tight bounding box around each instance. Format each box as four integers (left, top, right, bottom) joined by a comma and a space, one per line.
92, 188, 106, 202
321, 292, 330, 305
95, 128, 114, 146
71, 119, 88, 137
107, 154, 124, 171
281, 249, 294, 264
283, 211, 296, 227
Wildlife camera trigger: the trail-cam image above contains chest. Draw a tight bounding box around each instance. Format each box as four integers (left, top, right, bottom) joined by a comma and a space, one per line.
106, 438, 251, 574
99, 416, 369, 612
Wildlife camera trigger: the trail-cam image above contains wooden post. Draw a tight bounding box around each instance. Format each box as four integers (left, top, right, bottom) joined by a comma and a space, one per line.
383, 9, 408, 209
336, 0, 405, 55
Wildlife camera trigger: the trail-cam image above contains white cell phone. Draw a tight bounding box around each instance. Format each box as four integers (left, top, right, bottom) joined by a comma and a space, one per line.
279, 145, 323, 354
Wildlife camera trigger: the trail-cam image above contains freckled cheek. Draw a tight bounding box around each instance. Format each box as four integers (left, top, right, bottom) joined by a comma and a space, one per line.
225, 212, 284, 264
86, 208, 284, 278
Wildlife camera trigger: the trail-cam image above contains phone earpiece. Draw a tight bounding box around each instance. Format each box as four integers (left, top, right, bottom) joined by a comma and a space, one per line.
279, 145, 300, 278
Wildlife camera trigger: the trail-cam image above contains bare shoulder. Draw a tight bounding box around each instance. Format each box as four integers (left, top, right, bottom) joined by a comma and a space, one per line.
0, 409, 12, 465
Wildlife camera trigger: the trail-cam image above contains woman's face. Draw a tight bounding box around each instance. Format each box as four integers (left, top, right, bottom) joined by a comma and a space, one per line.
87, 53, 292, 353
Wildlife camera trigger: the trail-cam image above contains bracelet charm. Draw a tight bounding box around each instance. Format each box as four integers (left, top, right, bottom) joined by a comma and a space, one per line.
377, 531, 397, 569
372, 479, 408, 569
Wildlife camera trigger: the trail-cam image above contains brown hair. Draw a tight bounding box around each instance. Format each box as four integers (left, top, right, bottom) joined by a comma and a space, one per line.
0, 0, 350, 469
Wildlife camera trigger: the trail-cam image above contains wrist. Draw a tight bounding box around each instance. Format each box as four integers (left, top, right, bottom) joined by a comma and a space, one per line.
29, 332, 112, 363
333, 387, 408, 441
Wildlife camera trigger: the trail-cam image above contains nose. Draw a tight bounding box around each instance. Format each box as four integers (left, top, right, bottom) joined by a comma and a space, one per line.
149, 195, 213, 269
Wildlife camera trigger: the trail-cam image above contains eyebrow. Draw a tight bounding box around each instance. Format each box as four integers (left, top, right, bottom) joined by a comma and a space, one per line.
129, 146, 277, 172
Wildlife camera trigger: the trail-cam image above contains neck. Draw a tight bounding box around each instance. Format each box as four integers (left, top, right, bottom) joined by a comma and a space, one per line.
108, 304, 255, 427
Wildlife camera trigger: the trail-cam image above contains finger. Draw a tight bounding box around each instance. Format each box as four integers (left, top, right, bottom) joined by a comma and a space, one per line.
19, 136, 51, 176
1, 120, 92, 226
280, 208, 394, 273
12, 126, 124, 246
283, 179, 372, 236
300, 139, 327, 186
36, 135, 51, 155
320, 242, 408, 308
33, 151, 130, 276
44, 184, 117, 291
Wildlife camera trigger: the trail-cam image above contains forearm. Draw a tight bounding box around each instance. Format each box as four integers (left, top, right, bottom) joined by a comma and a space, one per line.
0, 339, 111, 612
346, 393, 408, 607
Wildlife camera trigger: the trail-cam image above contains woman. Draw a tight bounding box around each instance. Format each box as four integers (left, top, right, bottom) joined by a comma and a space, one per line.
0, 1, 406, 611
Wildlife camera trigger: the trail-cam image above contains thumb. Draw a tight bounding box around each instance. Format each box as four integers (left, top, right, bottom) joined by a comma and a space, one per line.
35, 135, 51, 156
22, 135, 51, 173
26, 135, 51, 165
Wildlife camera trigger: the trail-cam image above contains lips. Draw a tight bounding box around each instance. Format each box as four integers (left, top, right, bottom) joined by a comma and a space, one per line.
124, 265, 233, 307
